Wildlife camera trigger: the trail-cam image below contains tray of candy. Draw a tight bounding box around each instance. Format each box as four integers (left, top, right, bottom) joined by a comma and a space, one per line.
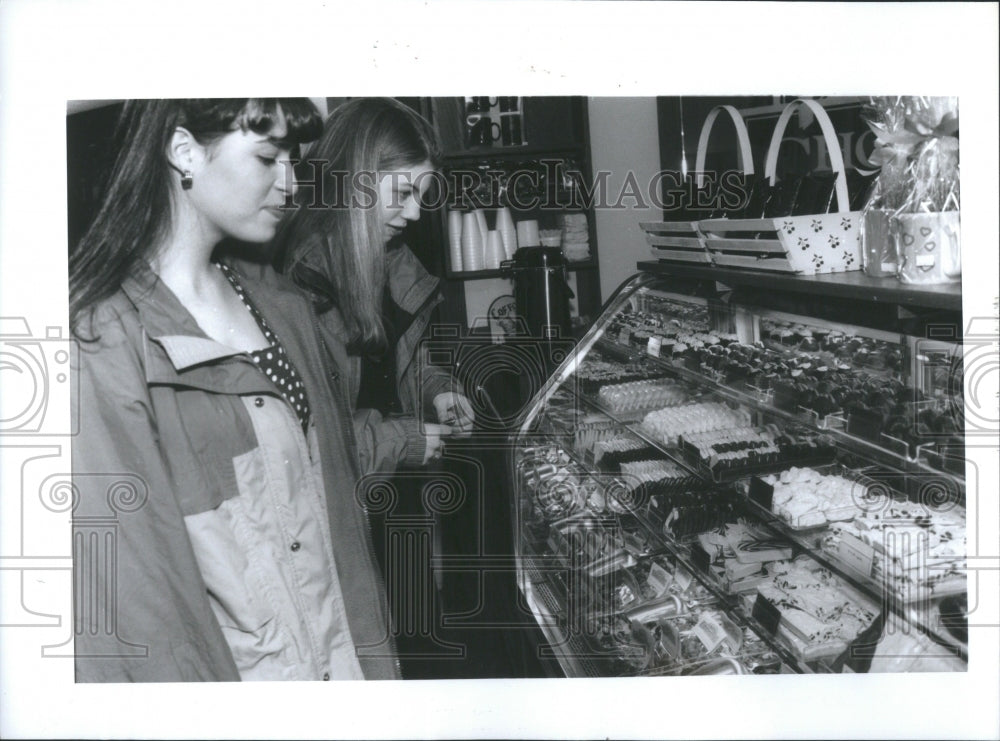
659, 489, 744, 542
743, 558, 880, 664
690, 522, 795, 597
574, 417, 632, 462
592, 378, 695, 418
584, 595, 743, 675
818, 503, 967, 604
737, 592, 848, 665
760, 319, 903, 366
743, 463, 889, 532
593, 444, 674, 474
517, 445, 628, 521
574, 355, 673, 395
676, 427, 837, 484
642, 606, 749, 674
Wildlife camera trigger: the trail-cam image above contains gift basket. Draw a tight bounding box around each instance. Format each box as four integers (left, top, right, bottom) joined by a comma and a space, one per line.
698, 98, 864, 275
640, 220, 713, 264
861, 96, 960, 284
640, 104, 755, 264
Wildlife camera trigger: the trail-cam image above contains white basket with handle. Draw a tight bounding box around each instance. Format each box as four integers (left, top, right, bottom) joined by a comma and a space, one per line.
693, 103, 756, 201
643, 104, 755, 264
641, 220, 712, 263
699, 98, 863, 275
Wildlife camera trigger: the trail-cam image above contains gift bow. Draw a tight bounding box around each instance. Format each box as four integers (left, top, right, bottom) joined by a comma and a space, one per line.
867, 111, 960, 170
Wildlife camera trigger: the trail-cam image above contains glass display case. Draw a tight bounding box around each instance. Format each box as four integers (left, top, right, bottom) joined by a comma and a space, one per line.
509, 270, 968, 677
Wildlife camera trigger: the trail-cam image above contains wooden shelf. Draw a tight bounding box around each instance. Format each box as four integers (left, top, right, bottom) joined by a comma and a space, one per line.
442, 144, 586, 162
636, 261, 962, 312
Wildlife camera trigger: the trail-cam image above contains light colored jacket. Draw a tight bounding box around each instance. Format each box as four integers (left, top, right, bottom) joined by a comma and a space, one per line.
72, 257, 399, 681
308, 244, 459, 473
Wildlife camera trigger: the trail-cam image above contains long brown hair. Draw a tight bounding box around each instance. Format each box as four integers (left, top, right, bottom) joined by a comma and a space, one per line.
276, 98, 441, 353
69, 98, 322, 336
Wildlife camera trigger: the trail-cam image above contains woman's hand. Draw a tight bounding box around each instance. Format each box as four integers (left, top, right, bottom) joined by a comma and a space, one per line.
432, 392, 475, 437
422, 423, 452, 464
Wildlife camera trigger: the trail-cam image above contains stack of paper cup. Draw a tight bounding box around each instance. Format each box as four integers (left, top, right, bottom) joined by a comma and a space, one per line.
515, 219, 540, 247
561, 212, 591, 261
461, 211, 484, 271
473, 209, 488, 244
496, 207, 518, 259
484, 230, 505, 270
447, 209, 464, 271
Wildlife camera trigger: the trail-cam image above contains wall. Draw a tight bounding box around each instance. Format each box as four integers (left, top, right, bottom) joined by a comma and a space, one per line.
588, 97, 663, 302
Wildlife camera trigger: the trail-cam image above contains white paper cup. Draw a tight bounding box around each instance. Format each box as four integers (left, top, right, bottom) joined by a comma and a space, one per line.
448, 209, 464, 271
473, 209, 489, 243
462, 211, 484, 271
485, 230, 505, 270
516, 219, 540, 247
496, 207, 518, 259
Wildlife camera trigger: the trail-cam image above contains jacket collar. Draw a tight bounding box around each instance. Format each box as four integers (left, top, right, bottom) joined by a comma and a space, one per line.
386, 244, 439, 315
120, 260, 245, 371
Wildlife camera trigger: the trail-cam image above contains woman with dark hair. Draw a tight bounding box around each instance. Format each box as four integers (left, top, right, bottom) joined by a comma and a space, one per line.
70, 98, 398, 682
275, 97, 474, 474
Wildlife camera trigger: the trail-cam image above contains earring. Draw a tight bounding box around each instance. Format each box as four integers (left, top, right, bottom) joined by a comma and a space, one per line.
181, 170, 194, 190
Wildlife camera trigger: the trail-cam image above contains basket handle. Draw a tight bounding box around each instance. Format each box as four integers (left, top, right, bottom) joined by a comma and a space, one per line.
763, 98, 851, 213
694, 105, 755, 188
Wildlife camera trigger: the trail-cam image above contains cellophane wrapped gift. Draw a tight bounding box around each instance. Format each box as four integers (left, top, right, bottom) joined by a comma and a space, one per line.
862, 97, 960, 284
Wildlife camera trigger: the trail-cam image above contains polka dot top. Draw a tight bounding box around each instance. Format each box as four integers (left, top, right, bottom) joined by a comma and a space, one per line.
217, 263, 312, 432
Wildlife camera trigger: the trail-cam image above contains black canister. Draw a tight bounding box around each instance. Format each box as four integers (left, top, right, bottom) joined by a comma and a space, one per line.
501, 247, 574, 376
503, 247, 573, 338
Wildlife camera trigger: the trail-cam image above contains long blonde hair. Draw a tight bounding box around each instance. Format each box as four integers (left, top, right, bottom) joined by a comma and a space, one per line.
277, 98, 441, 353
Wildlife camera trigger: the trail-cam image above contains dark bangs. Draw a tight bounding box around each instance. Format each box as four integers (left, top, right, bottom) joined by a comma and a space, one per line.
181, 98, 322, 147
237, 98, 323, 146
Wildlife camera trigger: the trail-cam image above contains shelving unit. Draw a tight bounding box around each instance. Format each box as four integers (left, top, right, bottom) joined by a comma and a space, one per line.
420, 97, 604, 330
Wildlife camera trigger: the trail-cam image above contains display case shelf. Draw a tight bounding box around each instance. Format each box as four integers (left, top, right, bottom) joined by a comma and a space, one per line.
594, 332, 965, 486
636, 260, 962, 312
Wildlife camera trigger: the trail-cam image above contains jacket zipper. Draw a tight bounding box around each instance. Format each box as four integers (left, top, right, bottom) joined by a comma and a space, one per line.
229, 261, 401, 678
312, 310, 403, 679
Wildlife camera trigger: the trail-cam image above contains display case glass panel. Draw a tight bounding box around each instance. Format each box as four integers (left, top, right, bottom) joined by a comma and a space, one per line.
510, 275, 968, 677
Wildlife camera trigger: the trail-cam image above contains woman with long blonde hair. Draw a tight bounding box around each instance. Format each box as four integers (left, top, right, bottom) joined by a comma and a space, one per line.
277, 97, 473, 472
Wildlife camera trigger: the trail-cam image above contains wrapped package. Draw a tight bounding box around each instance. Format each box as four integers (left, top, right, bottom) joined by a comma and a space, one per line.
862, 97, 960, 284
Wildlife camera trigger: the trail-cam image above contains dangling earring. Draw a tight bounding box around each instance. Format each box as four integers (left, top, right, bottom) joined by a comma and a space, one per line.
167, 161, 194, 190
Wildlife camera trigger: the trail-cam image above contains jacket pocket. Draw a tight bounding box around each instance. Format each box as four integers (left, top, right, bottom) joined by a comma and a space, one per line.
183, 469, 299, 680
